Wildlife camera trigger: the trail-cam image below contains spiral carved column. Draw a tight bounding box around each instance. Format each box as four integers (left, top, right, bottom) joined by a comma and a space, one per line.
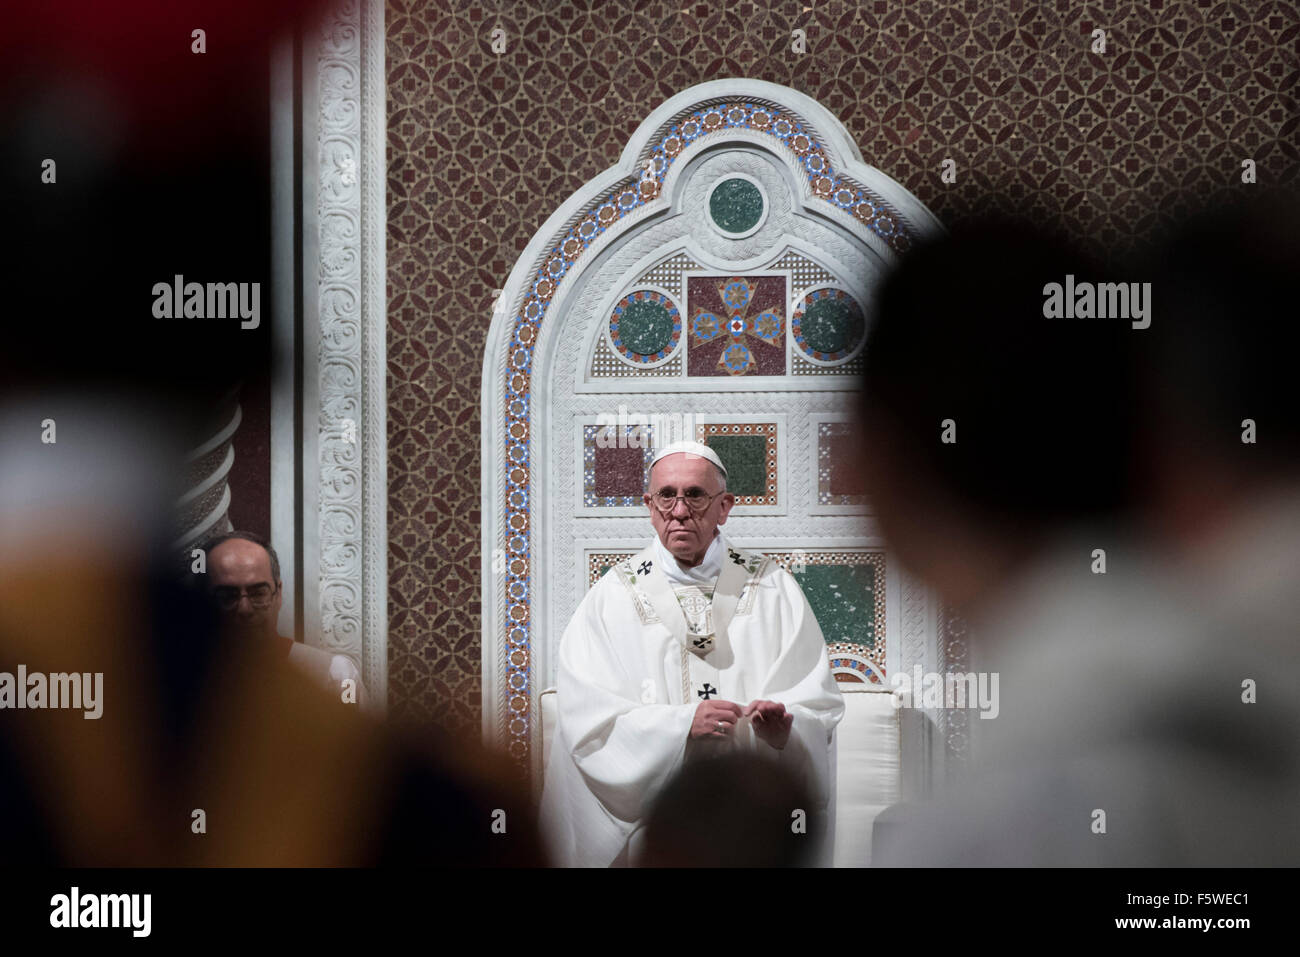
174, 386, 242, 554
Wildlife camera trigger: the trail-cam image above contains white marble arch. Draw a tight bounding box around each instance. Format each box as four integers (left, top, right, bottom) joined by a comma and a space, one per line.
482, 79, 954, 796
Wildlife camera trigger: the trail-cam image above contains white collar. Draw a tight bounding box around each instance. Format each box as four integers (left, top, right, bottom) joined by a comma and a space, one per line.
652, 530, 725, 587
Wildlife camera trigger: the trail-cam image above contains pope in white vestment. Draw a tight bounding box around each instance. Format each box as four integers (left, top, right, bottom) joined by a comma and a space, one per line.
539, 441, 845, 867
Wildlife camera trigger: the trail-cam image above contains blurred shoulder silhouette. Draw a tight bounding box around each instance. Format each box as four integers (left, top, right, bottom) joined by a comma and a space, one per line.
639, 752, 818, 867
858, 198, 1300, 866
0, 398, 543, 866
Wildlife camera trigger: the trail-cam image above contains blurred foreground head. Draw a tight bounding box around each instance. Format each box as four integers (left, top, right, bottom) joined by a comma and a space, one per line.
639, 753, 818, 867
0, 394, 542, 866
855, 218, 1138, 615
1136, 189, 1300, 553
864, 197, 1300, 867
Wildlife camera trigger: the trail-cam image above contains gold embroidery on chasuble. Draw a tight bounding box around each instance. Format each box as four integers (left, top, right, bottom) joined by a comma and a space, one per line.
611, 547, 769, 707
615, 559, 660, 625
679, 645, 691, 704
614, 556, 689, 703
673, 584, 716, 657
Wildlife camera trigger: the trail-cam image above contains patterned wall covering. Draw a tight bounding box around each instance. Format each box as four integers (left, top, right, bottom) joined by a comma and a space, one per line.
386, 0, 1299, 736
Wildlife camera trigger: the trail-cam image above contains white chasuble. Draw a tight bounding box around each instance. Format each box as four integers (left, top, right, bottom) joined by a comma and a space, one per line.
539, 533, 845, 867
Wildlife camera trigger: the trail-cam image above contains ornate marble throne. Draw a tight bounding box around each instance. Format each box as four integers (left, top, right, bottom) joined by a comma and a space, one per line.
481, 81, 967, 855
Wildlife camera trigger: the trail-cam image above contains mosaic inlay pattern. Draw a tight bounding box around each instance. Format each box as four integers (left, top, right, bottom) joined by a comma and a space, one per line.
709, 177, 765, 233
828, 655, 885, 684
769, 551, 887, 681
593, 253, 870, 380
818, 421, 868, 506
634, 253, 702, 300
387, 0, 1300, 745
609, 290, 682, 365
687, 274, 787, 376
583, 424, 655, 507
696, 422, 778, 506
588, 552, 639, 587
792, 287, 866, 362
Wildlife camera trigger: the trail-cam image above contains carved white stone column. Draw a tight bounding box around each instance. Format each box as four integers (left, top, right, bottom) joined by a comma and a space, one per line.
273, 0, 385, 709
313, 0, 387, 711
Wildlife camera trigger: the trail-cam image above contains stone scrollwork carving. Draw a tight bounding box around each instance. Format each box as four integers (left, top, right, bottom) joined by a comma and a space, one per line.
313, 0, 386, 706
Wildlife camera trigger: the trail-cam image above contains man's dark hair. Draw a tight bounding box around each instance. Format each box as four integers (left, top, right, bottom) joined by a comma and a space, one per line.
1136, 189, 1300, 476
201, 530, 281, 584
640, 752, 818, 866
857, 215, 1140, 534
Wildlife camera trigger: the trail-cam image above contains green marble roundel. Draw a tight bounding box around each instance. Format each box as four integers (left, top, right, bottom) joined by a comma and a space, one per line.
709, 178, 764, 234
802, 296, 865, 354
619, 299, 674, 355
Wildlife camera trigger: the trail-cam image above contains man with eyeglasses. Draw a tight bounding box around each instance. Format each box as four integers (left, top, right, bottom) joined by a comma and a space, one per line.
205, 531, 367, 708
539, 440, 844, 867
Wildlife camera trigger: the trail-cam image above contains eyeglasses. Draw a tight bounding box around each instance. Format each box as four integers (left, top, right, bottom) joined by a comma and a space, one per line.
212, 583, 279, 609
648, 487, 726, 515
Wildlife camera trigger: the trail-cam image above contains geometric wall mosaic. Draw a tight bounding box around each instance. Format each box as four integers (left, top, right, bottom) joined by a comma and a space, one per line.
769, 550, 886, 684
587, 551, 638, 587
687, 274, 787, 376
708, 175, 767, 235
607, 289, 682, 366
792, 287, 866, 363
771, 252, 866, 379
591, 254, 873, 381
817, 420, 868, 508
582, 423, 655, 507
696, 421, 778, 506
588, 547, 887, 684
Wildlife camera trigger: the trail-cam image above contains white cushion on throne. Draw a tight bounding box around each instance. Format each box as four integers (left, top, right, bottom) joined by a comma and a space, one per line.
830, 684, 901, 866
